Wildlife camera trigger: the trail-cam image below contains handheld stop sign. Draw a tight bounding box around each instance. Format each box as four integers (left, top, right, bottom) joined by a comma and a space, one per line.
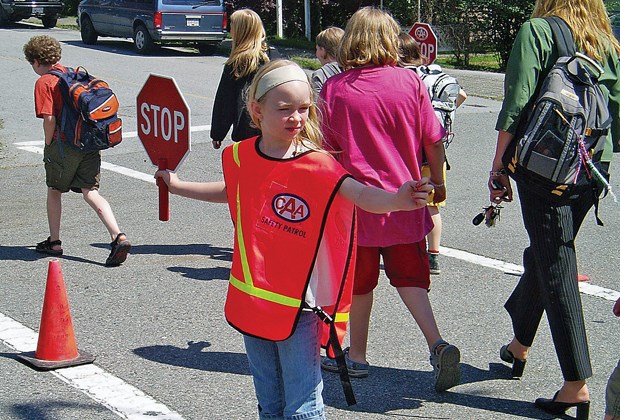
409, 22, 438, 64
137, 74, 191, 221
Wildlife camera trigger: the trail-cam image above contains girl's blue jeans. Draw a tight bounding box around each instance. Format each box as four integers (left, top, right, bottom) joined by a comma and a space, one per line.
243, 311, 326, 420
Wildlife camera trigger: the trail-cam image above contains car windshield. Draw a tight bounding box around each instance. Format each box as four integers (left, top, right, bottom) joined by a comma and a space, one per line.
162, 0, 220, 5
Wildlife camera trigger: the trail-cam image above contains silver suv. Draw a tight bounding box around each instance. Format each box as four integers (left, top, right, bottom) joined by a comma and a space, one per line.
77, 0, 227, 54
0, 0, 63, 28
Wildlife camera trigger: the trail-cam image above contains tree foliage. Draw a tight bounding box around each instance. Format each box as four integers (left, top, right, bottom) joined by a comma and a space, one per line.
478, 0, 534, 69
226, 0, 533, 69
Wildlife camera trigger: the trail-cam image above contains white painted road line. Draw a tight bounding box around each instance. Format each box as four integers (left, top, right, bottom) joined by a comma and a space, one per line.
441, 246, 620, 302
0, 313, 185, 420
440, 246, 524, 276
101, 161, 156, 184
14, 143, 155, 184
14, 123, 211, 184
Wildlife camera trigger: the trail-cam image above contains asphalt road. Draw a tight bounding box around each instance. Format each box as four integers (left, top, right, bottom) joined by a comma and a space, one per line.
1, 22, 619, 420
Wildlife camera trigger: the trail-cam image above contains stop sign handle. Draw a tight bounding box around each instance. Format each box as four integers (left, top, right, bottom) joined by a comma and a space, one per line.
157, 158, 170, 222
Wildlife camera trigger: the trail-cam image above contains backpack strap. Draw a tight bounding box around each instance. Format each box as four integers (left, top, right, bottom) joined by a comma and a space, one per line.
46, 67, 68, 156
544, 16, 576, 57
513, 17, 577, 138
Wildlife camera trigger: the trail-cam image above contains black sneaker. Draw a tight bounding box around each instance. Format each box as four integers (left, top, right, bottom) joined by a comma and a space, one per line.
429, 253, 440, 275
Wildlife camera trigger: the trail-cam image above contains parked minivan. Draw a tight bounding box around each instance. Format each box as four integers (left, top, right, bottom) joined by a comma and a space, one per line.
77, 0, 227, 54
0, 0, 63, 28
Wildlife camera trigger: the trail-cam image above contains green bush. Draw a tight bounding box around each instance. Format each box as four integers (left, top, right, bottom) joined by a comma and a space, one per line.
478, 0, 534, 70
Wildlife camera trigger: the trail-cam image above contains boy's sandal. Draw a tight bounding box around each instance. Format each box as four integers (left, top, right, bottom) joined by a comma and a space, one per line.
105, 233, 131, 267
35, 237, 63, 256
430, 339, 461, 392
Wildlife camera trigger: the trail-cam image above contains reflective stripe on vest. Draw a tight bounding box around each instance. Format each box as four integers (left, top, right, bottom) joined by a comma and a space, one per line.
334, 312, 349, 323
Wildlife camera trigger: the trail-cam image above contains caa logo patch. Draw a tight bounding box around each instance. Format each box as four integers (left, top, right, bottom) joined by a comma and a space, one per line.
272, 194, 310, 223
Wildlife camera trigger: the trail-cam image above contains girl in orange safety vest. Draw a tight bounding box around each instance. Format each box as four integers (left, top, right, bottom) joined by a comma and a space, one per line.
155, 59, 433, 419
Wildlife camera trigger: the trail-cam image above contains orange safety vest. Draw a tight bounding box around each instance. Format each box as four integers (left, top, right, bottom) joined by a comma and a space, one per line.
222, 137, 355, 356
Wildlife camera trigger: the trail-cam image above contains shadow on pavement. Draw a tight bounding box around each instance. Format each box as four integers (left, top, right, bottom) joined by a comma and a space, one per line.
323, 362, 549, 418
0, 245, 49, 262
0, 246, 103, 265
11, 400, 110, 420
131, 341, 551, 419
168, 265, 229, 281
133, 340, 251, 375
61, 39, 226, 58
90, 242, 232, 261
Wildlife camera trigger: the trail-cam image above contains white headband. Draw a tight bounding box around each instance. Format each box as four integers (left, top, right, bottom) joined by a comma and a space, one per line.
255, 65, 309, 100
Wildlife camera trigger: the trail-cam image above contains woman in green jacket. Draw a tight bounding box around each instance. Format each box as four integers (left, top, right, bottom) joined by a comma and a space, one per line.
489, 0, 620, 418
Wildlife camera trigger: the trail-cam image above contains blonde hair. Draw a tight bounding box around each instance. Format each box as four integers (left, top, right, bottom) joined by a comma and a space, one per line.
337, 6, 400, 70
532, 0, 620, 60
246, 59, 324, 151
23, 35, 61, 65
315, 26, 344, 59
398, 31, 425, 67
226, 9, 269, 79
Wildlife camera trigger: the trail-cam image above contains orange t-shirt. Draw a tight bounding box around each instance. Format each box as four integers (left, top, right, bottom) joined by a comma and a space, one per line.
34, 63, 64, 119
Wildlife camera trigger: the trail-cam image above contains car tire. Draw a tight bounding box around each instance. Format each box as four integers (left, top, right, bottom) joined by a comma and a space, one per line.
80, 15, 98, 44
133, 24, 154, 54
197, 43, 218, 55
41, 14, 57, 28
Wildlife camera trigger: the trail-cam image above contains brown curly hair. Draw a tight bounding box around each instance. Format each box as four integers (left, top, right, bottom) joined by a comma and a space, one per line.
23, 35, 61, 65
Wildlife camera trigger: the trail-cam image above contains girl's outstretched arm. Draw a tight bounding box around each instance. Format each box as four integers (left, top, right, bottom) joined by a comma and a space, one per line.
155, 170, 227, 203
338, 177, 432, 213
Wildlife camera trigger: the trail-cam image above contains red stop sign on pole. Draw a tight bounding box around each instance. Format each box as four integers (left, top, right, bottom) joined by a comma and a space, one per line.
137, 74, 191, 221
409, 22, 438, 64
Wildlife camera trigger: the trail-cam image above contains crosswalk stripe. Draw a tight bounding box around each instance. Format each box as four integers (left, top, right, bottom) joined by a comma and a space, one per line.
0, 313, 185, 419
441, 246, 620, 301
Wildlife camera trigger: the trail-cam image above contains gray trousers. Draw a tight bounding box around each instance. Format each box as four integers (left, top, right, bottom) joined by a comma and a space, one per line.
504, 184, 595, 381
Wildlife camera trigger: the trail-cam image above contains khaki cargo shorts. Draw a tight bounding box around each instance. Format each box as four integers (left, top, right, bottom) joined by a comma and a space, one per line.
44, 140, 101, 193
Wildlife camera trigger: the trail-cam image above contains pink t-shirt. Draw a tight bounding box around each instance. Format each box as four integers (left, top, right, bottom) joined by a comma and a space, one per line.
320, 65, 445, 247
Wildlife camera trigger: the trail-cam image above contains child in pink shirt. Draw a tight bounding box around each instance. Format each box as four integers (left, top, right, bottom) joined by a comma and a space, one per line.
319, 6, 461, 393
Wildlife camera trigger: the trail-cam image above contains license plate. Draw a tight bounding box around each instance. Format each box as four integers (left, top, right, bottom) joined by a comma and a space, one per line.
33, 7, 43, 14
186, 19, 199, 27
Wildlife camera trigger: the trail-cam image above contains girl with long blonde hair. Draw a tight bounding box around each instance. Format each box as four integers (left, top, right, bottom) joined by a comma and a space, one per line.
210, 9, 276, 149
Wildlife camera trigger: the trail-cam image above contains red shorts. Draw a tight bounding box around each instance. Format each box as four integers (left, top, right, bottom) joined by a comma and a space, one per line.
353, 241, 430, 295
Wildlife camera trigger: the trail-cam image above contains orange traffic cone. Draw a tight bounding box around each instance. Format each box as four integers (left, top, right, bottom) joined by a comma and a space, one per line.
18, 259, 95, 370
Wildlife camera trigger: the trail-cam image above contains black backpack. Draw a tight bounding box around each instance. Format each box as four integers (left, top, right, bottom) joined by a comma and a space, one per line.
502, 17, 614, 208
48, 66, 122, 152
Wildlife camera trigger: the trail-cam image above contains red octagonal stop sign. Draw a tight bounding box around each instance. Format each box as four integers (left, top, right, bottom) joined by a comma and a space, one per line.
137, 74, 191, 172
409, 22, 437, 64
137, 74, 191, 221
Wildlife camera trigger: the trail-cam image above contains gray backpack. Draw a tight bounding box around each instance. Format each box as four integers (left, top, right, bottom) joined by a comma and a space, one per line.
503, 17, 613, 211
415, 64, 461, 146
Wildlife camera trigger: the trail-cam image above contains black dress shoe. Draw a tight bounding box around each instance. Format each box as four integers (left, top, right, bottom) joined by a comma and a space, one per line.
535, 391, 590, 420
499, 344, 526, 378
